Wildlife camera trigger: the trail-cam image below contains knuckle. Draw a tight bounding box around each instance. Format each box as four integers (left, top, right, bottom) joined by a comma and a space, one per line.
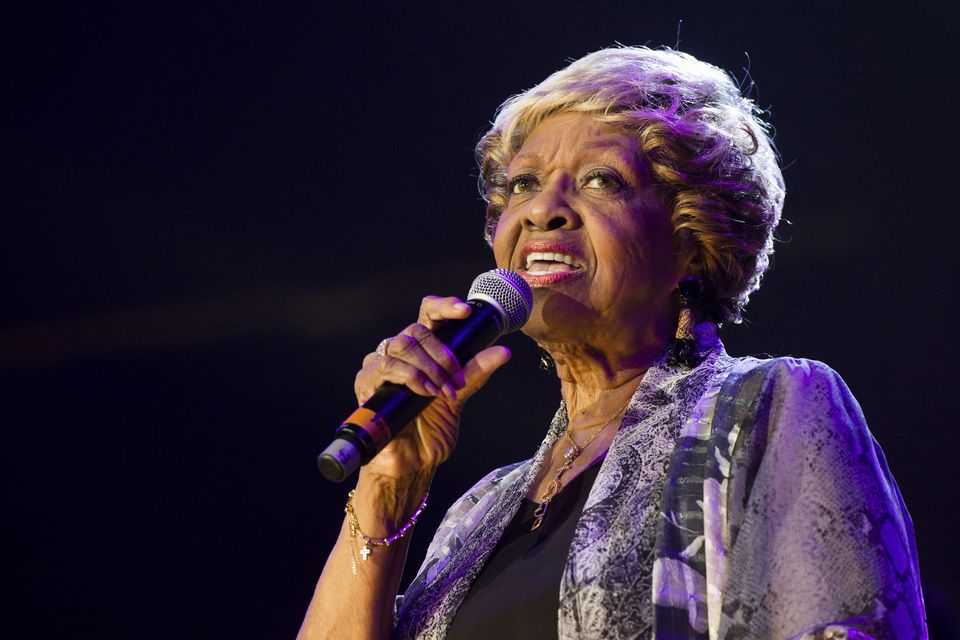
354, 374, 371, 399
397, 331, 419, 354
388, 358, 412, 376
408, 323, 432, 341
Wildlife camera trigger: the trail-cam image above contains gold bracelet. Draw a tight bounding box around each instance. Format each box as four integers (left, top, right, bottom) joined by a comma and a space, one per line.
344, 489, 429, 576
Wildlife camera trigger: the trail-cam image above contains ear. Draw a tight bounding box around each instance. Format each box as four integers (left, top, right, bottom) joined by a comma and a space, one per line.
673, 228, 704, 280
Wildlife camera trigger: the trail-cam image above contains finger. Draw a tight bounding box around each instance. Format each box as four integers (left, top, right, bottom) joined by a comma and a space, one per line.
404, 323, 465, 390
418, 295, 472, 330
389, 330, 458, 394
370, 355, 442, 398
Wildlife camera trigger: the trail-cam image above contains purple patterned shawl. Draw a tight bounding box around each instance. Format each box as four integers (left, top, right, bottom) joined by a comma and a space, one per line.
394, 328, 926, 639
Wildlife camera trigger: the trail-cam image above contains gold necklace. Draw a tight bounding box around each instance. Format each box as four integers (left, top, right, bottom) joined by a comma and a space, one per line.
530, 399, 631, 531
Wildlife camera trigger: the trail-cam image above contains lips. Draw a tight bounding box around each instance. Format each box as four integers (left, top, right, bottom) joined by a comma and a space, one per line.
524, 251, 582, 273
517, 241, 586, 286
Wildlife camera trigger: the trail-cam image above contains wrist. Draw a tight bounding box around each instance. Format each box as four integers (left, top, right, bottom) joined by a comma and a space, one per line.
353, 467, 435, 534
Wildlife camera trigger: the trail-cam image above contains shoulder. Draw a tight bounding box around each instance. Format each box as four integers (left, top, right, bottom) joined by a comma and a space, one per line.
718, 356, 893, 520
722, 356, 864, 427
725, 354, 849, 390
717, 358, 926, 637
715, 355, 876, 480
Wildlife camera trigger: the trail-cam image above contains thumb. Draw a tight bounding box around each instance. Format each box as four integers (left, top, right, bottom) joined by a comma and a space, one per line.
459, 345, 512, 400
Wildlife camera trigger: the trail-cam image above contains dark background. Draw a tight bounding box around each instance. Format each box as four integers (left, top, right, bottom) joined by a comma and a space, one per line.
5, 2, 959, 638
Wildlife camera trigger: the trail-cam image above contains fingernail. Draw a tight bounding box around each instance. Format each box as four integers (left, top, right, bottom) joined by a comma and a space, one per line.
424, 381, 440, 396
455, 303, 471, 313
443, 383, 458, 401
454, 371, 466, 388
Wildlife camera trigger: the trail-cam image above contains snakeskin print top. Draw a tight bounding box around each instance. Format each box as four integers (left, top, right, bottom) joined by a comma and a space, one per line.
394, 325, 927, 639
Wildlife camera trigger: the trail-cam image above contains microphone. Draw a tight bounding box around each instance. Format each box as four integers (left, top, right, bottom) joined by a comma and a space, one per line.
317, 269, 533, 483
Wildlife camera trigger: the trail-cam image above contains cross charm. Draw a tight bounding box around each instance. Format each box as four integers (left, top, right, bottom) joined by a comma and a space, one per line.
359, 544, 371, 561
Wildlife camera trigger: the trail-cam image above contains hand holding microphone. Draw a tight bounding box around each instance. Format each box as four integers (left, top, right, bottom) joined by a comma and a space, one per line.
318, 270, 533, 482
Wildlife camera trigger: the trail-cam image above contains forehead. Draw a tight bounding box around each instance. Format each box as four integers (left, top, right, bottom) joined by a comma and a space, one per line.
509, 112, 641, 170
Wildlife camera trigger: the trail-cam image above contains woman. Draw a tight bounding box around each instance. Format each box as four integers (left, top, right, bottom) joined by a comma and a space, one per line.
299, 47, 926, 639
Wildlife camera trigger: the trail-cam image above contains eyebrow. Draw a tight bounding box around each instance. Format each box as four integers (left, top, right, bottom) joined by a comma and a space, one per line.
511, 138, 639, 166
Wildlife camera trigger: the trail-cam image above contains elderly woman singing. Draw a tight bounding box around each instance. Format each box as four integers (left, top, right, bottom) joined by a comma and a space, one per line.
298, 47, 926, 639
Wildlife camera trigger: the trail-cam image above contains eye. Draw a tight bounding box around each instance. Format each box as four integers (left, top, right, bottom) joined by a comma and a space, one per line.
507, 174, 540, 195
582, 169, 625, 191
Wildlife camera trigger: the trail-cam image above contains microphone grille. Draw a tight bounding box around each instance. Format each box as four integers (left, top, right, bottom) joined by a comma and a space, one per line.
467, 269, 533, 334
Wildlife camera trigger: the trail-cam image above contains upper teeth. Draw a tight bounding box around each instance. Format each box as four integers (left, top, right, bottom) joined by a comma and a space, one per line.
525, 252, 581, 269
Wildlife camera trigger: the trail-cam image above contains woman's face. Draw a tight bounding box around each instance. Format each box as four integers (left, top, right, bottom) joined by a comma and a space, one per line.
492, 112, 688, 350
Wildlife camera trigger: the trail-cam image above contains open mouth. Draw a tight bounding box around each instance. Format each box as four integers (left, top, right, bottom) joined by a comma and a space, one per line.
517, 243, 587, 286
523, 251, 584, 274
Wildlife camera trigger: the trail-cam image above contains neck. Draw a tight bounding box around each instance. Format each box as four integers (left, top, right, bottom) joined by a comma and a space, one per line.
536, 307, 684, 427
550, 343, 659, 429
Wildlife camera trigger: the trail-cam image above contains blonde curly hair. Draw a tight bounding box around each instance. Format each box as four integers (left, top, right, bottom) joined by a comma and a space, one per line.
477, 46, 785, 323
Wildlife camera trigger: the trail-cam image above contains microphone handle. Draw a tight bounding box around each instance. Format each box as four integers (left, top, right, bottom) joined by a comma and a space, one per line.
318, 299, 504, 482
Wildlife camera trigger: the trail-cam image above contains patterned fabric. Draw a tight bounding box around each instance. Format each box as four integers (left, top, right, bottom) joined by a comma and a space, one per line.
713, 359, 926, 640
394, 326, 927, 639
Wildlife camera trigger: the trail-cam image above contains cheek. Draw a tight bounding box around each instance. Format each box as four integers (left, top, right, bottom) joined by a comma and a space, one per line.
627, 198, 676, 260
647, 214, 680, 270
491, 215, 520, 268
599, 213, 676, 286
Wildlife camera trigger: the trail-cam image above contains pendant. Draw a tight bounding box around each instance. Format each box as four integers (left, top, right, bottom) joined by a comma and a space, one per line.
359, 544, 371, 561
531, 502, 548, 531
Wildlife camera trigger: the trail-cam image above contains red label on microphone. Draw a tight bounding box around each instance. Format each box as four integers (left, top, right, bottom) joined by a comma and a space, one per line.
341, 407, 392, 449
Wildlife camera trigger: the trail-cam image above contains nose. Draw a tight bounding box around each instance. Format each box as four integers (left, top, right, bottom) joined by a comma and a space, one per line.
522, 178, 582, 232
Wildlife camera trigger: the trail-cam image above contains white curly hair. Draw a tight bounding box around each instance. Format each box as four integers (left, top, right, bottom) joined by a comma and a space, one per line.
477, 46, 785, 323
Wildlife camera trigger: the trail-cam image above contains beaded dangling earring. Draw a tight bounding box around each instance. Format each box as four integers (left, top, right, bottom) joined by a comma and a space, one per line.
667, 278, 704, 368
538, 347, 556, 374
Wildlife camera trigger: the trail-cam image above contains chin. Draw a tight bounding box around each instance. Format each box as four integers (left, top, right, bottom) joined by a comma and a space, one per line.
518, 306, 550, 341
520, 293, 595, 345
